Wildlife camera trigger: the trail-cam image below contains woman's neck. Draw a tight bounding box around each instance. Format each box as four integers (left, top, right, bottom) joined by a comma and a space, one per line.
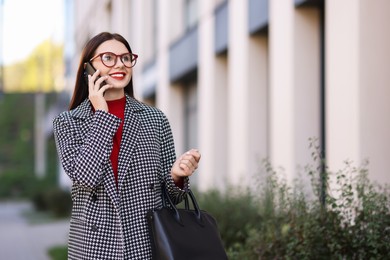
104, 88, 125, 101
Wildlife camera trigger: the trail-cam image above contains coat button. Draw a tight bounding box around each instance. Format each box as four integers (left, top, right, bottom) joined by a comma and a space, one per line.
92, 194, 98, 202
149, 183, 155, 190
91, 225, 98, 232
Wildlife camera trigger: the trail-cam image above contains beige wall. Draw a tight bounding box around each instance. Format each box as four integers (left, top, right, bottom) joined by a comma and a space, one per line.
326, 0, 360, 173
269, 0, 294, 181
359, 1, 390, 185
248, 35, 269, 185
327, 0, 390, 184
293, 8, 321, 171
227, 0, 251, 186
269, 0, 321, 183
198, 0, 226, 190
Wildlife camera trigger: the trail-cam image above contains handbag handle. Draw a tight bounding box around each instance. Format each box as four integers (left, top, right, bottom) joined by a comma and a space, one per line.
161, 183, 204, 226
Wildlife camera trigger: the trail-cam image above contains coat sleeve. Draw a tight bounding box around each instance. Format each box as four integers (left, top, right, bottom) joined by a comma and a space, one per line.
53, 110, 121, 189
159, 113, 189, 204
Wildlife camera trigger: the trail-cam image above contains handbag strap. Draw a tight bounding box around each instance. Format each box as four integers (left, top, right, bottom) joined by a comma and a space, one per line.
161, 183, 204, 226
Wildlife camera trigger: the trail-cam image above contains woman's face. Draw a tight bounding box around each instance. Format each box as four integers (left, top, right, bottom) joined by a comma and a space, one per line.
91, 39, 132, 89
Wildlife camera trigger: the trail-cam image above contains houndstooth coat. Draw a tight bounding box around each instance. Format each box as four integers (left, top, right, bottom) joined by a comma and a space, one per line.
53, 95, 188, 259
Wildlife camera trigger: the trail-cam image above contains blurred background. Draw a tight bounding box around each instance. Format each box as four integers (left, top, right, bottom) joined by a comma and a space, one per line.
1, 0, 390, 259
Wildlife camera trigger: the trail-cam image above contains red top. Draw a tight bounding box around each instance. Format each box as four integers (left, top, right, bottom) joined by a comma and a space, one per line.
107, 96, 126, 186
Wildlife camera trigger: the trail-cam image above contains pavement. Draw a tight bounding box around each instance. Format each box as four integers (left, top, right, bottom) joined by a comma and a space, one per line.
0, 201, 69, 260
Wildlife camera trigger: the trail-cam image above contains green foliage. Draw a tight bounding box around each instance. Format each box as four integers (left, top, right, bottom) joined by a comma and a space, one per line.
0, 170, 36, 198
0, 93, 56, 198
31, 181, 72, 218
48, 245, 67, 260
0, 94, 36, 198
195, 188, 261, 258
0, 93, 71, 217
197, 139, 390, 259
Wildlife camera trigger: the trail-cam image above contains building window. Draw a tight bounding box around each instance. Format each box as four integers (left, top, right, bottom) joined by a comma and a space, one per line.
185, 0, 198, 30
184, 82, 198, 151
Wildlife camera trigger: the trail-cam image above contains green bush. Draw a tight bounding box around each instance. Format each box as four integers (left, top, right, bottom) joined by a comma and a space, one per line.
45, 187, 72, 217
31, 184, 72, 218
48, 245, 67, 260
0, 171, 37, 198
0, 93, 60, 199
196, 188, 261, 258
197, 139, 390, 259
0, 94, 36, 199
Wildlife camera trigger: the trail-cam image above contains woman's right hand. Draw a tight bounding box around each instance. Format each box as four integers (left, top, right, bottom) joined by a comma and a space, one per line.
88, 69, 113, 112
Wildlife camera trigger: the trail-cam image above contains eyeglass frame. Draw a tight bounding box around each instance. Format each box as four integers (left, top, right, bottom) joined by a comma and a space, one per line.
89, 52, 139, 68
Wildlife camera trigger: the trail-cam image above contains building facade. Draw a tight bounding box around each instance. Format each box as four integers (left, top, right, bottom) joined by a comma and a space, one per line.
66, 0, 390, 191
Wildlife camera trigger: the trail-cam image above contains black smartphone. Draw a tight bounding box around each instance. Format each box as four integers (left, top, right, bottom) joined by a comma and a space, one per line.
83, 62, 106, 88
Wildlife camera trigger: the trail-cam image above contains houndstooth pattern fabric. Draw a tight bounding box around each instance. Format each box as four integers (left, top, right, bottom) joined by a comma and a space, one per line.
53, 95, 189, 260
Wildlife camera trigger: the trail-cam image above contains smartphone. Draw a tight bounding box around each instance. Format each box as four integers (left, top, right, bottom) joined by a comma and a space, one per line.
83, 62, 106, 88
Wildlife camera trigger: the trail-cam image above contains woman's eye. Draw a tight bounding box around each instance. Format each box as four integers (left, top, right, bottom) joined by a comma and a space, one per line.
122, 55, 131, 62
102, 54, 113, 61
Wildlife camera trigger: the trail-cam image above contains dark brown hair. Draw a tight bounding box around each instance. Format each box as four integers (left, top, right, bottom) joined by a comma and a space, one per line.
68, 32, 135, 110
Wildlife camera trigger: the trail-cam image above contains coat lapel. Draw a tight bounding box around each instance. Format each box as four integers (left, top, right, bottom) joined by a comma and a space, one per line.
117, 96, 143, 191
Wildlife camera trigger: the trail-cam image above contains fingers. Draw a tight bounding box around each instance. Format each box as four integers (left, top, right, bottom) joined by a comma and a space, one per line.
96, 76, 109, 90
181, 149, 201, 163
88, 70, 112, 112
191, 149, 201, 162
98, 83, 113, 94
171, 149, 201, 181
178, 149, 201, 172
179, 159, 195, 171
88, 70, 113, 94
88, 75, 94, 93
89, 70, 109, 91
88, 70, 98, 91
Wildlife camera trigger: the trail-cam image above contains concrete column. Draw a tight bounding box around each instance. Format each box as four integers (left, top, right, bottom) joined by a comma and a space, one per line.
227, 0, 251, 186
111, 0, 131, 40
359, 0, 390, 184
269, 0, 295, 181
155, 0, 172, 113
35, 92, 46, 178
327, 0, 390, 184
326, 0, 360, 171
155, 0, 185, 154
269, 1, 321, 183
197, 0, 216, 190
197, 0, 229, 191
293, 8, 321, 172
130, 0, 143, 98
247, 35, 269, 182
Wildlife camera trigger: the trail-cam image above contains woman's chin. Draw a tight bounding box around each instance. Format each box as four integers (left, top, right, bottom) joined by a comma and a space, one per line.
109, 83, 127, 90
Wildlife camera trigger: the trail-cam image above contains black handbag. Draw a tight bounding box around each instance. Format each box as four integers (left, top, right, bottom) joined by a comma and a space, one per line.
146, 184, 228, 260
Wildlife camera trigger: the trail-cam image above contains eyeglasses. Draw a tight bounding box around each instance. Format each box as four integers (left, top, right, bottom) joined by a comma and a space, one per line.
90, 52, 138, 68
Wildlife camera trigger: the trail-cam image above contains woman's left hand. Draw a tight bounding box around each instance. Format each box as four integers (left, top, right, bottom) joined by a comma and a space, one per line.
171, 149, 201, 182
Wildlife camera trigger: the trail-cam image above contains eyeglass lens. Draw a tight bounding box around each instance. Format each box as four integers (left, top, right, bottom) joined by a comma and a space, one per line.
101, 53, 136, 68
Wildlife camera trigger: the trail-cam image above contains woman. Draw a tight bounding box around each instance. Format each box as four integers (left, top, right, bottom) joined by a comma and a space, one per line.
53, 32, 201, 259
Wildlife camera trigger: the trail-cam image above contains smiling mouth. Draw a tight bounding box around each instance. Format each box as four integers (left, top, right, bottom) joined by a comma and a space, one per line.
110, 73, 126, 80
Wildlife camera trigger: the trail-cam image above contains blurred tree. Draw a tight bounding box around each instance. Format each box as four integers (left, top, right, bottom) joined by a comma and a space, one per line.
4, 39, 64, 92
0, 93, 35, 197
0, 92, 60, 199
